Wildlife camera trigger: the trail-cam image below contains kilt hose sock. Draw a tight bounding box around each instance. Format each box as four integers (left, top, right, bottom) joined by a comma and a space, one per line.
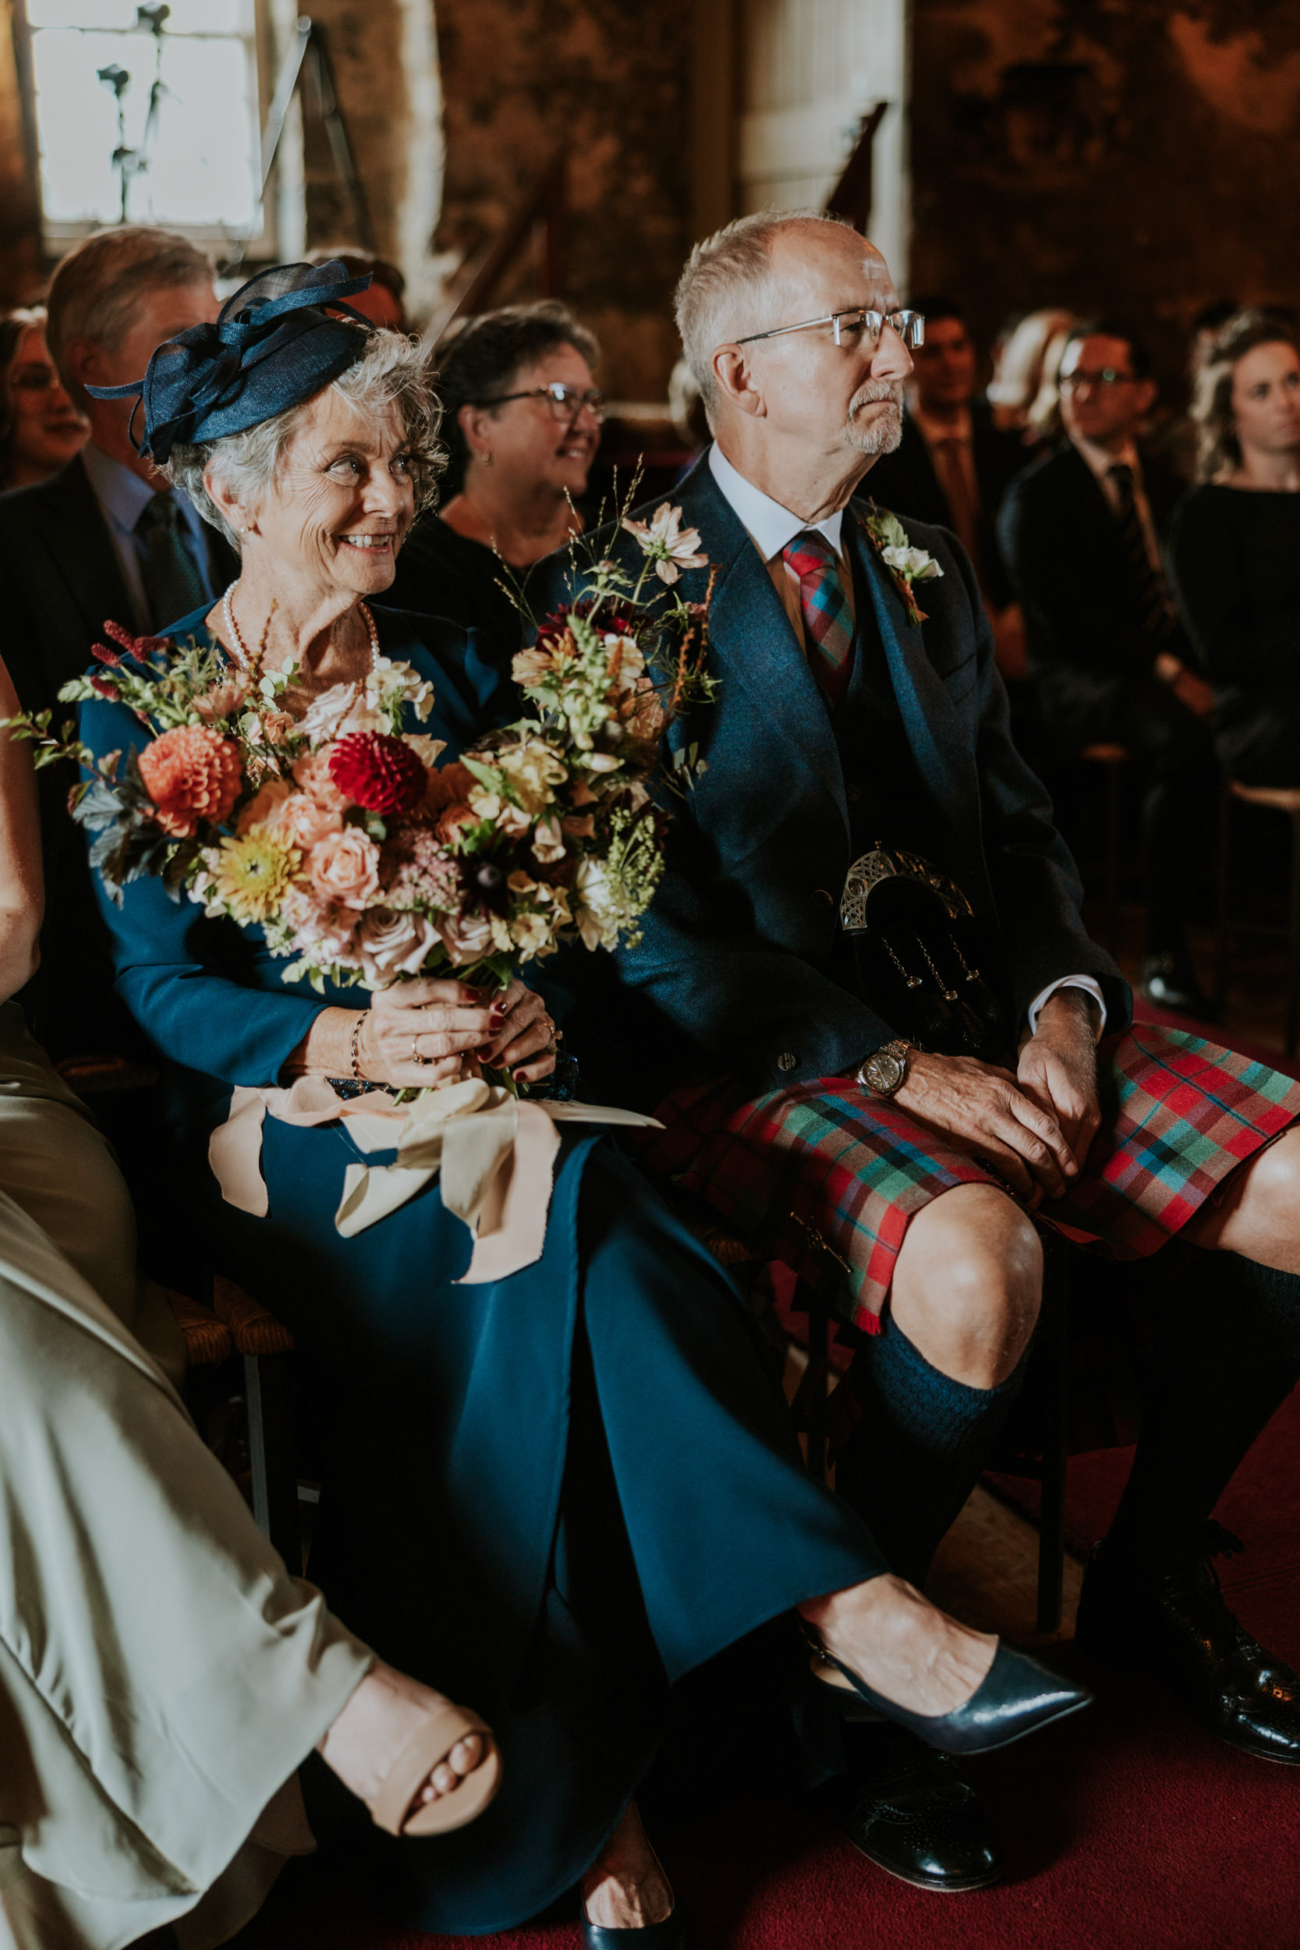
1105, 1251, 1300, 1574
834, 1316, 1030, 1589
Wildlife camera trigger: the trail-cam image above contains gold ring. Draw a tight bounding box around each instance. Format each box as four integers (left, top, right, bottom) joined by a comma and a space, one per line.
410, 1035, 420, 1064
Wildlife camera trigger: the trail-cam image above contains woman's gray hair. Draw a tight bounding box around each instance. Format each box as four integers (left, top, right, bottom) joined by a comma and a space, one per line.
165, 328, 445, 548
674, 208, 850, 425
1191, 309, 1300, 483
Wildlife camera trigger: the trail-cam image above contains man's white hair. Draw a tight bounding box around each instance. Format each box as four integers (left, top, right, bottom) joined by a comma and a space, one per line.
674, 208, 856, 426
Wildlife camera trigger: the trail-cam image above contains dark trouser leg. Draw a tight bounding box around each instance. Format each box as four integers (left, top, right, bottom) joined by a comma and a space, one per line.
834, 1315, 1030, 1589
1109, 677, 1219, 954
1104, 1248, 1300, 1573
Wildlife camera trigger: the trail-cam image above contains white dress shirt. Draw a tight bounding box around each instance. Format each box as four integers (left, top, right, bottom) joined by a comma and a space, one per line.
707, 440, 1106, 1040
81, 441, 216, 633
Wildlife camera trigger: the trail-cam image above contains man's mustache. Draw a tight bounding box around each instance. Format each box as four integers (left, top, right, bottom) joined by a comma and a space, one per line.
848, 381, 905, 418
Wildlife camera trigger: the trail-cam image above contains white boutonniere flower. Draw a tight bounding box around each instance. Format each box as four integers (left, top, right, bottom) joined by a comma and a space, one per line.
860, 504, 944, 624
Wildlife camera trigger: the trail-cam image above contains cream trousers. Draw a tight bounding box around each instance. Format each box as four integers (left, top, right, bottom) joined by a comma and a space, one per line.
0, 1005, 373, 1950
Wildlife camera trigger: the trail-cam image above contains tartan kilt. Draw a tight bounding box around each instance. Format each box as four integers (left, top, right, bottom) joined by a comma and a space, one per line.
638, 1024, 1300, 1334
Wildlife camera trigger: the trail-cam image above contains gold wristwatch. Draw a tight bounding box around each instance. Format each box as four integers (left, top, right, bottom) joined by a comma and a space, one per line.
856, 1039, 912, 1099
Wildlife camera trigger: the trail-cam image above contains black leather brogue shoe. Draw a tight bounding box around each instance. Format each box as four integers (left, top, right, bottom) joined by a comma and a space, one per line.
1076, 1524, 1300, 1765
837, 1723, 1001, 1893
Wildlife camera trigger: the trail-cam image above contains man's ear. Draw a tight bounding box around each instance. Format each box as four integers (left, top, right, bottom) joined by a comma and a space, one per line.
63, 337, 100, 389
712, 346, 765, 420
1133, 377, 1157, 419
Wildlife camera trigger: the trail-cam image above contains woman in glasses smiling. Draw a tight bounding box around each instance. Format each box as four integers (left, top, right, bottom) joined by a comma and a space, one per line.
0, 305, 88, 490
388, 300, 603, 663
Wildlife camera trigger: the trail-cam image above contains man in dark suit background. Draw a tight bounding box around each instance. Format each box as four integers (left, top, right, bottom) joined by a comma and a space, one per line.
0, 226, 233, 713
864, 296, 1025, 617
541, 211, 1300, 1889
998, 320, 1219, 1016
0, 227, 234, 1054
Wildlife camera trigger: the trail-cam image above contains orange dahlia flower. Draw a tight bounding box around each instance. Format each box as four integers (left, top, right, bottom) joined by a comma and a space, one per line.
138, 725, 242, 838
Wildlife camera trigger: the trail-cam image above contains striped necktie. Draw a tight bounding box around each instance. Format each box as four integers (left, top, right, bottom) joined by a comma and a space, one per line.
1107, 463, 1177, 644
781, 530, 854, 708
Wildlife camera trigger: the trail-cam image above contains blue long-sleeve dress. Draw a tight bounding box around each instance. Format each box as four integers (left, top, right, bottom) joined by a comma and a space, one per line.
78, 603, 886, 1936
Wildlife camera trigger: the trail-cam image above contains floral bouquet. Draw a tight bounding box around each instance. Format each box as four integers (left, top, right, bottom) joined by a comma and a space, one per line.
6, 504, 716, 1056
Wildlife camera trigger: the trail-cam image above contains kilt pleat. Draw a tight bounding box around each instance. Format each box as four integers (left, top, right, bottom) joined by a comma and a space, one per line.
639, 1026, 1300, 1332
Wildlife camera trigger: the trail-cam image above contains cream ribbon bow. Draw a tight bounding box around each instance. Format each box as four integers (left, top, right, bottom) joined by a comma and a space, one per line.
209, 1075, 660, 1282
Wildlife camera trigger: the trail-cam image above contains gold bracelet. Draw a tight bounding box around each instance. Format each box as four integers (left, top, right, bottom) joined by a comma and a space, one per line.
350, 1014, 365, 1081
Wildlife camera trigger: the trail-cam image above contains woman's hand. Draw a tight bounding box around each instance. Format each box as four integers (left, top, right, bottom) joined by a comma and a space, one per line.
357, 978, 500, 1090
473, 979, 558, 1086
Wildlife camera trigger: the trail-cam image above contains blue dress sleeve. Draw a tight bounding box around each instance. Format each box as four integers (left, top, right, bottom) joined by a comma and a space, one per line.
77, 690, 329, 1087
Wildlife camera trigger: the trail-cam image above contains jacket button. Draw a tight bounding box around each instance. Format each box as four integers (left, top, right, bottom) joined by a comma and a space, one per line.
777, 1051, 797, 1072
846, 784, 861, 801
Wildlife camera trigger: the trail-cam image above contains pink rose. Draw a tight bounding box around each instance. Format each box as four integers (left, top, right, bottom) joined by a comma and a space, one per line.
277, 792, 344, 852
293, 747, 350, 812
237, 779, 293, 834
306, 827, 381, 908
356, 906, 438, 984
436, 907, 498, 966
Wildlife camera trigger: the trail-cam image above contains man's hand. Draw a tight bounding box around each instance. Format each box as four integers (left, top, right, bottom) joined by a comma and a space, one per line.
1016, 987, 1102, 1174
891, 1049, 1080, 1207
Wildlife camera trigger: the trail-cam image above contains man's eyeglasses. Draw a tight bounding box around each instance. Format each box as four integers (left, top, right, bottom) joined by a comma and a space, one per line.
1059, 367, 1137, 391
482, 382, 606, 423
733, 308, 926, 350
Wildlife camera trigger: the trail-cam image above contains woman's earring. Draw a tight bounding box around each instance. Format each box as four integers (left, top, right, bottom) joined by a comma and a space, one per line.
480, 451, 494, 467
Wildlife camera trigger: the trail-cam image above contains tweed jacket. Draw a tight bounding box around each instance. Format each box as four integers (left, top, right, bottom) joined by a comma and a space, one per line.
532, 451, 1129, 1106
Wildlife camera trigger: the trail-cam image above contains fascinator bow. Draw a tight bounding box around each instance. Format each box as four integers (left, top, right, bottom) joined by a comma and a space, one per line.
86, 259, 377, 464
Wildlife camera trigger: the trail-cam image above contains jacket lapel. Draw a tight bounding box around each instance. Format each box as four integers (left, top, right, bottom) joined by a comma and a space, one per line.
845, 502, 989, 897
674, 460, 848, 830
32, 454, 134, 638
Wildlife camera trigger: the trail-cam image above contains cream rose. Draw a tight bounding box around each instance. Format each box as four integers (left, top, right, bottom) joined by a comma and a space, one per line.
306, 827, 381, 908
356, 907, 437, 984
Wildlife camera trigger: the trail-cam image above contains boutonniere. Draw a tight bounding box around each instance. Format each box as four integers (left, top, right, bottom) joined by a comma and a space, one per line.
859, 502, 943, 626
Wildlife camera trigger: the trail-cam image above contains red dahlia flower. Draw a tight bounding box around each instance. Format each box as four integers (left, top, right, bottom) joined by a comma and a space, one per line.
328, 731, 427, 816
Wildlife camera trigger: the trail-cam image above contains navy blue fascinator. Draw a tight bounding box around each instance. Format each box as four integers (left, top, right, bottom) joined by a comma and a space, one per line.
87, 259, 376, 464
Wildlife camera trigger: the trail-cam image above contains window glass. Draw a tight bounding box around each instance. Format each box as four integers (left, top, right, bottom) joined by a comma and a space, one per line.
28, 1, 260, 234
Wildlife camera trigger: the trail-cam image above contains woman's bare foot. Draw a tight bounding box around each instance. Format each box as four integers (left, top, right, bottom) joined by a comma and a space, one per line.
800, 1573, 998, 1719
317, 1662, 486, 1819
582, 1802, 675, 1930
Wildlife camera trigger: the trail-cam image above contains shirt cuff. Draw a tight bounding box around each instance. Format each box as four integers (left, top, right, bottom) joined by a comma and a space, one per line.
1026, 976, 1107, 1042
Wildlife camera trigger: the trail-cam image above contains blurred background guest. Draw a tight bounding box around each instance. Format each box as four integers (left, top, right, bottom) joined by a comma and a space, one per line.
999, 318, 1219, 1017
387, 300, 602, 662
865, 294, 1028, 674
1148, 299, 1240, 483
309, 247, 409, 332
985, 305, 1076, 446
1169, 310, 1300, 785
0, 305, 87, 490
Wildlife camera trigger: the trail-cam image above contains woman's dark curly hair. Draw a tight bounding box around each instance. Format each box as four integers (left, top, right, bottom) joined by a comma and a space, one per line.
1192, 308, 1300, 483
433, 301, 600, 498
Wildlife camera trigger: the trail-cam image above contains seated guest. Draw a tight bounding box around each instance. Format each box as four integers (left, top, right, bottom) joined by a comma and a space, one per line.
76, 262, 1083, 1940
0, 226, 234, 711
1168, 310, 1300, 785
386, 301, 602, 664
1148, 299, 1240, 483
0, 306, 88, 490
0, 229, 233, 1057
998, 318, 1220, 1016
538, 209, 1300, 1890
0, 648, 500, 1949
985, 305, 1075, 444
309, 248, 409, 332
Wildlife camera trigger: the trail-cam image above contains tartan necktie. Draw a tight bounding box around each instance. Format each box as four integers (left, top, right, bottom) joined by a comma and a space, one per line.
135, 491, 208, 632
782, 530, 855, 708
1107, 463, 1177, 643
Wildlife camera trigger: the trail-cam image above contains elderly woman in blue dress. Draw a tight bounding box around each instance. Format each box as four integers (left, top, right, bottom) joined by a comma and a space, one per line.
76, 263, 1087, 1944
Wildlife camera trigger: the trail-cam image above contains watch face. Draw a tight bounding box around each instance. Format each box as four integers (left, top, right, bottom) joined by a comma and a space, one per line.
866, 1052, 904, 1095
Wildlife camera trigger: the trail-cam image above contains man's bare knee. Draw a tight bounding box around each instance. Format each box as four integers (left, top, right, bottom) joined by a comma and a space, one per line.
892, 1184, 1043, 1386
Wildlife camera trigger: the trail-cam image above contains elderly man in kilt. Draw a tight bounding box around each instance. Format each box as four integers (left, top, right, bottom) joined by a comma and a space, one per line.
535, 209, 1300, 1893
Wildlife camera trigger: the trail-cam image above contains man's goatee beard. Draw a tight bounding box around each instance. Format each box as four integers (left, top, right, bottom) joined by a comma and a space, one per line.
846, 384, 905, 457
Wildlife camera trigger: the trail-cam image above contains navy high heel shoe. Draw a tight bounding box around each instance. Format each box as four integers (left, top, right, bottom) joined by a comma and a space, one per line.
805, 1629, 1092, 1756
580, 1840, 687, 1948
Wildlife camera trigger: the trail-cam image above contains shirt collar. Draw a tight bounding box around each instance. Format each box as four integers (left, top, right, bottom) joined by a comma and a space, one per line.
910, 400, 973, 448
81, 439, 207, 544
708, 443, 846, 563
1071, 432, 1142, 486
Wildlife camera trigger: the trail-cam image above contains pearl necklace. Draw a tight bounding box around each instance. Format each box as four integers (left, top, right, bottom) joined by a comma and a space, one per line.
220, 584, 380, 678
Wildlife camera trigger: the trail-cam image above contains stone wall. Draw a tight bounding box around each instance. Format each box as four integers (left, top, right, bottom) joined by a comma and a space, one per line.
909, 0, 1300, 392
